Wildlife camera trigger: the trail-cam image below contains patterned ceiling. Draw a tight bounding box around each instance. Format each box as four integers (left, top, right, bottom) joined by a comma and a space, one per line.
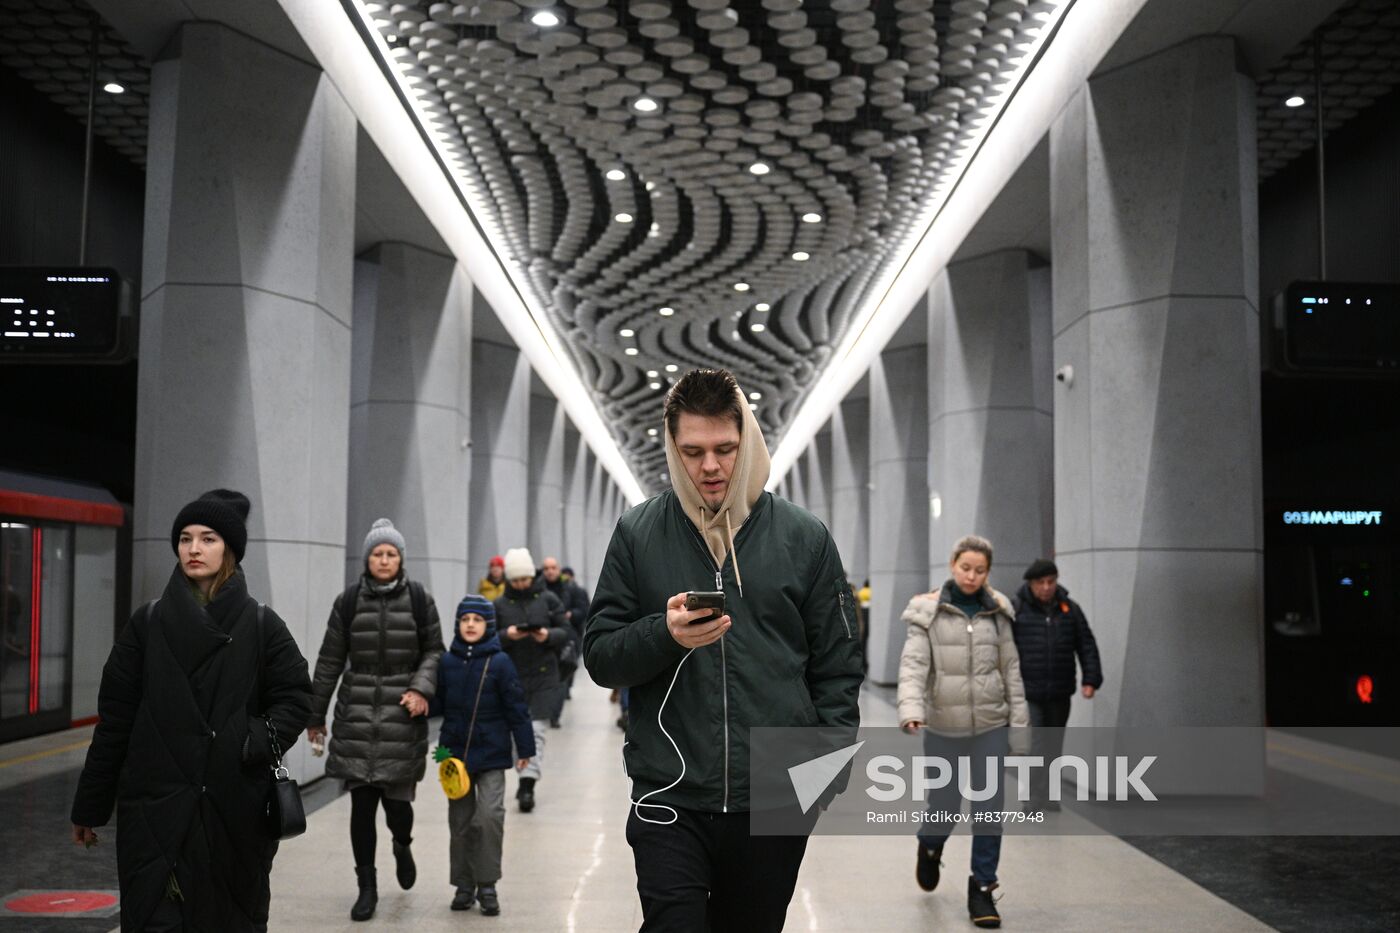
362, 0, 1069, 491
2, 0, 1396, 493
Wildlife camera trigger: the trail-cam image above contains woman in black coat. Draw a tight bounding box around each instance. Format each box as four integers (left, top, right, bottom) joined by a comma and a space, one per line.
306, 517, 444, 921
70, 489, 312, 932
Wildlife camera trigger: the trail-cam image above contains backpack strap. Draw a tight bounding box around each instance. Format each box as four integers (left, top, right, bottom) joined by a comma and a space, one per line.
408, 580, 427, 629
336, 581, 361, 644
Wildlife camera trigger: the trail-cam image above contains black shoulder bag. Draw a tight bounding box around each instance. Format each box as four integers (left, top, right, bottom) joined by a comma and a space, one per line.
256, 604, 307, 840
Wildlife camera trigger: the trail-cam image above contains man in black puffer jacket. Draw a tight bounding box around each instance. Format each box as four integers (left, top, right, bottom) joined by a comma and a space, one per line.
1011, 559, 1105, 808
494, 547, 569, 812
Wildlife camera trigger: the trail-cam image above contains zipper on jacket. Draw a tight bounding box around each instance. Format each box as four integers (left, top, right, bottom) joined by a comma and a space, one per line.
683, 517, 732, 813
966, 620, 977, 733
374, 595, 387, 765
838, 589, 852, 639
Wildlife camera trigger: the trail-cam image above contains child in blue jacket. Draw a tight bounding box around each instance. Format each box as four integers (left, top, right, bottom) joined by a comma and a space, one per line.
431, 595, 535, 916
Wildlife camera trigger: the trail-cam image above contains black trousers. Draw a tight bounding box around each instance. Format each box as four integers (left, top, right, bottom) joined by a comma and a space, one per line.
626, 806, 808, 933
350, 785, 415, 868
1027, 696, 1073, 802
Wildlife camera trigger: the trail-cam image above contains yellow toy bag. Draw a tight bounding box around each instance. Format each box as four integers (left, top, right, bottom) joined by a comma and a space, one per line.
437, 656, 491, 800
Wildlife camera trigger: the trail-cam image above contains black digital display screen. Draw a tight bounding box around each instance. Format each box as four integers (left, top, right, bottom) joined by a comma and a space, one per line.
1283, 281, 1400, 372
0, 267, 123, 357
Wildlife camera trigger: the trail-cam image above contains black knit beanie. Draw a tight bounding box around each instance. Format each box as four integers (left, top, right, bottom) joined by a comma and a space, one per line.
1023, 558, 1059, 581
171, 489, 251, 563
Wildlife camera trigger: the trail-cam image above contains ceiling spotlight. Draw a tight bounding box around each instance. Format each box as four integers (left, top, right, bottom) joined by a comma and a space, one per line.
386, 34, 398, 43
531, 10, 561, 27
646, 370, 658, 377
658, 306, 675, 316
665, 364, 678, 372
751, 323, 766, 333
749, 403, 758, 411
619, 328, 635, 337
749, 162, 771, 176
734, 282, 750, 292
1285, 95, 1305, 108
615, 212, 634, 223
754, 302, 770, 312
732, 330, 741, 339
649, 381, 662, 390
645, 181, 655, 191
625, 347, 639, 355
648, 428, 659, 436
103, 81, 125, 94
633, 96, 659, 113
802, 212, 822, 223
749, 391, 762, 400
606, 168, 627, 181
792, 251, 810, 261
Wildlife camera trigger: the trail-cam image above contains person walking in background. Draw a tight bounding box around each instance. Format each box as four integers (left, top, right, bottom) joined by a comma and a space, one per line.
540, 555, 589, 727
70, 489, 311, 932
898, 534, 1028, 930
431, 595, 534, 917
494, 547, 569, 813
1011, 559, 1103, 810
307, 518, 445, 922
478, 555, 507, 601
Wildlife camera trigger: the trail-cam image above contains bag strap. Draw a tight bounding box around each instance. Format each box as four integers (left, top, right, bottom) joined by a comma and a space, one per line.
336, 581, 360, 644
463, 656, 492, 758
408, 580, 427, 629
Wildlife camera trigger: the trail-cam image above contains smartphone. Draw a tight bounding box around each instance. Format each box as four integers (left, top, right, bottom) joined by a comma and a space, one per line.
684, 590, 725, 623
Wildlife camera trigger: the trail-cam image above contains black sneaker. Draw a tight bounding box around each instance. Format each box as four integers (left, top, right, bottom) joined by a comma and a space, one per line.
450, 887, 475, 911
478, 886, 500, 916
967, 877, 1001, 929
915, 843, 943, 892
517, 777, 536, 813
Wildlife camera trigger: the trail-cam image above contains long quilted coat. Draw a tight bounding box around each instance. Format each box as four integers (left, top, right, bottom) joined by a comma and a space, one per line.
309, 575, 444, 784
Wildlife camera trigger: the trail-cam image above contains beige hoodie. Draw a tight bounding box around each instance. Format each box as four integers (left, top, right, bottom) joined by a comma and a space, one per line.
663, 384, 771, 593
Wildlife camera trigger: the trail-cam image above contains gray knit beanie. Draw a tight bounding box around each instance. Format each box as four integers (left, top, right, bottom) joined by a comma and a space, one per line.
363, 517, 406, 563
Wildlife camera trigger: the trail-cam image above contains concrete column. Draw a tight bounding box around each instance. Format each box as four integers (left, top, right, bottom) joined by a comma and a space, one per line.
831, 397, 870, 585
528, 393, 566, 562
866, 346, 930, 685
582, 455, 605, 592
804, 429, 833, 529
788, 452, 808, 510
1050, 36, 1263, 728
132, 23, 355, 785
561, 424, 588, 578
927, 250, 1053, 595
468, 340, 531, 578
347, 244, 471, 629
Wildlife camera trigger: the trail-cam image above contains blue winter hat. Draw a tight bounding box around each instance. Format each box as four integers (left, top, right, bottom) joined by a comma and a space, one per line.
456, 595, 496, 624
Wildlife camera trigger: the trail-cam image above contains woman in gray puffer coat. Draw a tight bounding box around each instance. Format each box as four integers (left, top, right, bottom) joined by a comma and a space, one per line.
307, 518, 444, 922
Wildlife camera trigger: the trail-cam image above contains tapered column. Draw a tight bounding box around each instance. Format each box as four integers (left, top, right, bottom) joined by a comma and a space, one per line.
562, 424, 588, 578
528, 392, 566, 562
927, 250, 1052, 594
1050, 36, 1263, 728
831, 397, 870, 586
347, 244, 471, 631
803, 429, 833, 529
467, 339, 531, 576
866, 346, 929, 685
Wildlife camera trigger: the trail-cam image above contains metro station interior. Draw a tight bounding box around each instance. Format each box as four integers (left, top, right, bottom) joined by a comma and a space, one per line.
1, 0, 1397, 930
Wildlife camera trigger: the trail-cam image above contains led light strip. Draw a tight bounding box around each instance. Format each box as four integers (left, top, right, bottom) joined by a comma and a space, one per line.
310, 0, 646, 505
768, 0, 1150, 485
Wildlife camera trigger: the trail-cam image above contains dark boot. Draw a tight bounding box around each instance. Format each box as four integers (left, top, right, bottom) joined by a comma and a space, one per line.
517, 777, 536, 813
478, 885, 500, 916
392, 838, 416, 890
450, 887, 476, 911
915, 842, 943, 892
967, 877, 1001, 929
350, 866, 377, 921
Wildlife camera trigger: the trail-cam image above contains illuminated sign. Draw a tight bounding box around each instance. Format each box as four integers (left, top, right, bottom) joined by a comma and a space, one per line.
1282, 510, 1383, 526
1356, 675, 1374, 705
0, 267, 123, 358
1279, 280, 1400, 372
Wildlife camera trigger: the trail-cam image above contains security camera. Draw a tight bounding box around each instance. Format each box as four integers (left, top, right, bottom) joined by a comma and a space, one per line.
1055, 365, 1074, 387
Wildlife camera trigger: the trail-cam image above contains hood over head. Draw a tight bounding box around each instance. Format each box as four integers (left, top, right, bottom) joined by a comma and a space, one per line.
664, 379, 771, 593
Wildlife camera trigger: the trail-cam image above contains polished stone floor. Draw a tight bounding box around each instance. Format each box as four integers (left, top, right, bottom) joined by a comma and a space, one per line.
5, 685, 1398, 931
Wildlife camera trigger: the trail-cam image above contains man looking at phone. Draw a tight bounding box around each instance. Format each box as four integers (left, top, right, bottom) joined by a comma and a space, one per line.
585, 368, 863, 932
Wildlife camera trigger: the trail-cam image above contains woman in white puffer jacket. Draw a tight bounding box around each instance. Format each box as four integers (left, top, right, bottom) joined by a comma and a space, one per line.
896, 534, 1028, 930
